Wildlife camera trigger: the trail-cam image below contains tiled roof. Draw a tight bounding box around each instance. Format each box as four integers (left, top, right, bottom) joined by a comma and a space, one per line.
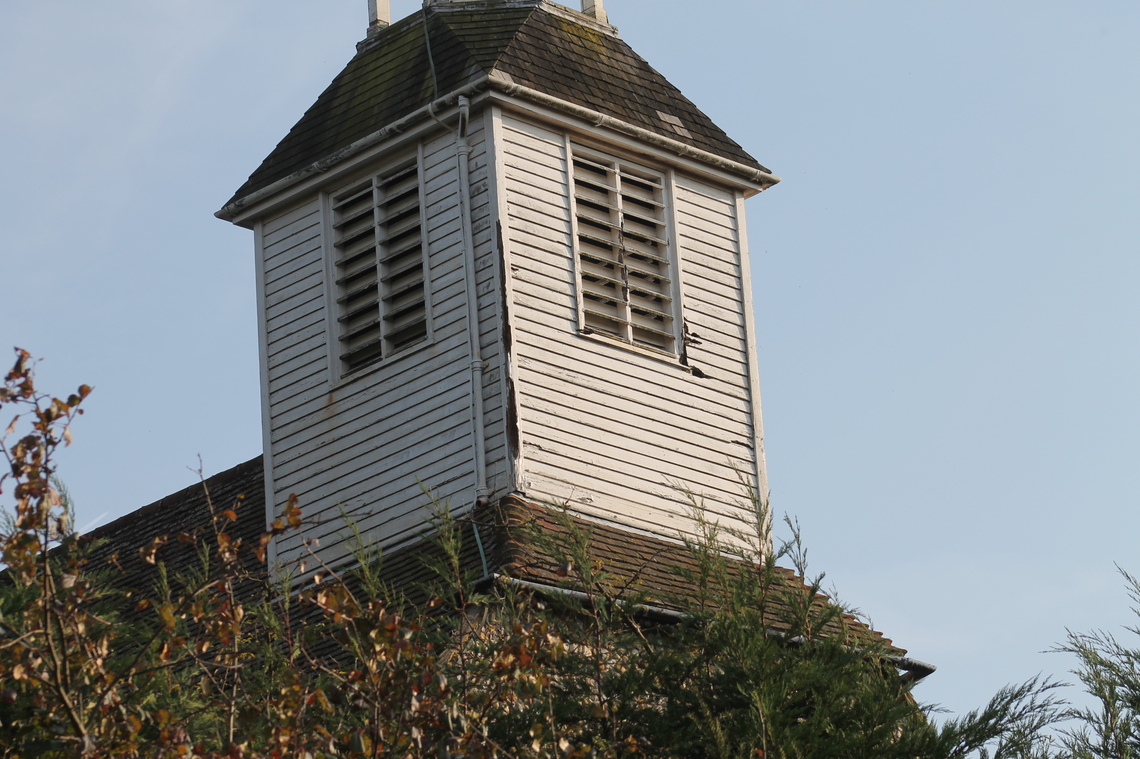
79, 456, 268, 612
492, 496, 907, 656
489, 6, 764, 169
71, 466, 908, 662
224, 0, 767, 208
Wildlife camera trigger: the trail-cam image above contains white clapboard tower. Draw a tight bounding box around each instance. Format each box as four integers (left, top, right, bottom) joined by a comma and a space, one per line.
217, 0, 781, 573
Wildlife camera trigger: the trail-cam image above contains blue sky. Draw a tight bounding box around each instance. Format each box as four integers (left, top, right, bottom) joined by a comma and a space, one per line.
2, 0, 1138, 722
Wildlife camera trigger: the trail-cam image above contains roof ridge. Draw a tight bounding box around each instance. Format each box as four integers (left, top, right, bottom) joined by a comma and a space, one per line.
360, 1, 616, 80
435, 1, 540, 77
479, 3, 617, 99
432, 0, 540, 10
532, 0, 619, 37
484, 7, 540, 80
355, 6, 428, 56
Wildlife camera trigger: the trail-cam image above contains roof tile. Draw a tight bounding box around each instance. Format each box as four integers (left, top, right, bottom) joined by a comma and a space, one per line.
64, 467, 901, 658
78, 456, 267, 617
224, 1, 766, 208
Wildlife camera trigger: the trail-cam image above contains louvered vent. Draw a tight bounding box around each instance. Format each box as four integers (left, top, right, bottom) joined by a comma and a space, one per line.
376, 164, 427, 353
331, 162, 427, 374
572, 149, 675, 353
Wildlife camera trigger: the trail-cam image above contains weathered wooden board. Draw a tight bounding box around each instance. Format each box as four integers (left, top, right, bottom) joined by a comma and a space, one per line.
257, 124, 504, 571
499, 111, 762, 546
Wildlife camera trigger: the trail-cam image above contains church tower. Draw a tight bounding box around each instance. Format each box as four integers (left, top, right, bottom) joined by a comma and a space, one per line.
217, 0, 780, 573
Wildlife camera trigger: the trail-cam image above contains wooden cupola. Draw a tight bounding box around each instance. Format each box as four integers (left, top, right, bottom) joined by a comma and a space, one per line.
217, 0, 780, 574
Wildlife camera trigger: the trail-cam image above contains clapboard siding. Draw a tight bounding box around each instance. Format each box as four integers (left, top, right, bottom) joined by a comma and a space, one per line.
266, 366, 327, 414
513, 311, 750, 411
497, 111, 760, 545
272, 342, 469, 438
278, 399, 471, 498
520, 441, 755, 528
278, 431, 473, 539
266, 296, 324, 337
251, 104, 765, 572
675, 178, 752, 385
265, 280, 324, 316
264, 235, 323, 284
519, 445, 755, 527
514, 359, 752, 491
273, 369, 471, 471
286, 423, 472, 516
520, 401, 751, 495
262, 209, 321, 248
276, 467, 472, 567
681, 275, 745, 318
256, 118, 506, 575
515, 356, 752, 440
272, 355, 470, 464
275, 466, 477, 571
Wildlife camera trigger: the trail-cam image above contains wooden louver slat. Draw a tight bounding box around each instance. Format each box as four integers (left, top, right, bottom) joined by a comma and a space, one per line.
332, 160, 428, 375
332, 179, 381, 372
377, 161, 427, 358
572, 150, 675, 353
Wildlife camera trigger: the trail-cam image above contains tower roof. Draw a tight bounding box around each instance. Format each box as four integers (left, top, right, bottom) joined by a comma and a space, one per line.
222, 0, 770, 213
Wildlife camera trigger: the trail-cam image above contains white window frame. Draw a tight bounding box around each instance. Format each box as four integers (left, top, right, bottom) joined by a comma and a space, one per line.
568, 142, 682, 356
322, 145, 432, 381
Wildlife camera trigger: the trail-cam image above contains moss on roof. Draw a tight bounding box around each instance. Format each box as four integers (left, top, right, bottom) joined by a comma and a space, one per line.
225, 1, 765, 207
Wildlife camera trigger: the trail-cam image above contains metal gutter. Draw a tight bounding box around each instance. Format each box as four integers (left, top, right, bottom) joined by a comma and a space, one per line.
495, 574, 688, 623
894, 655, 938, 684
493, 574, 936, 683
454, 96, 490, 503
217, 67, 782, 223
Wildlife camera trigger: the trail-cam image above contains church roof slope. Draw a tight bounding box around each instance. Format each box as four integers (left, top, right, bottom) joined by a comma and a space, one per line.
78, 456, 268, 616
48, 465, 928, 678
489, 6, 764, 169
224, 0, 768, 209
493, 496, 909, 656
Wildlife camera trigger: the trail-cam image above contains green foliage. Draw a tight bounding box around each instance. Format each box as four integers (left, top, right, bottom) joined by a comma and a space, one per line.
0, 350, 1067, 758
1046, 568, 1140, 759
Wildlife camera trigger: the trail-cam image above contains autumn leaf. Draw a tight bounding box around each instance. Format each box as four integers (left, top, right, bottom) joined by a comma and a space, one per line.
140, 536, 167, 565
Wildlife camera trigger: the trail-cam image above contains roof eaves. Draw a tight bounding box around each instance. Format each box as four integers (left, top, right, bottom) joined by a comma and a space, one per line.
485, 71, 780, 188
494, 573, 935, 683
494, 496, 916, 665
220, 4, 540, 221
216, 76, 492, 223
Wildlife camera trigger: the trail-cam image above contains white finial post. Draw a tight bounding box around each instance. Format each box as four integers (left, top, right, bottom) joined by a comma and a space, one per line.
582, 0, 607, 23
368, 0, 391, 29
